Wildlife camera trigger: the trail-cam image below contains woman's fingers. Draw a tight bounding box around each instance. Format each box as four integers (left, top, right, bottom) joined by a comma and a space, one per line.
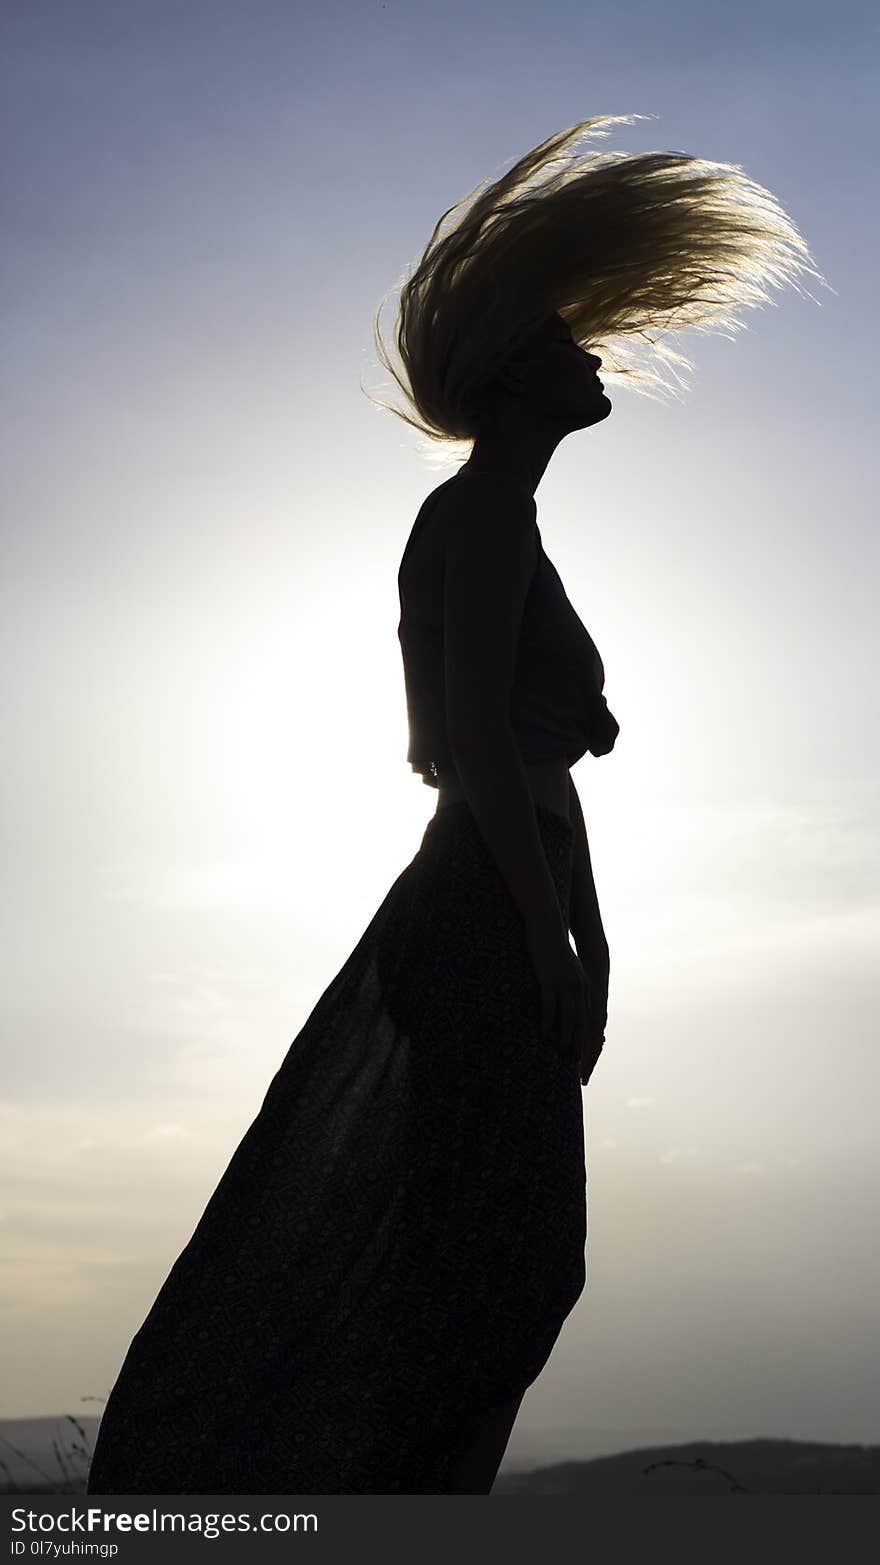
541, 976, 591, 1063
579, 1033, 605, 1085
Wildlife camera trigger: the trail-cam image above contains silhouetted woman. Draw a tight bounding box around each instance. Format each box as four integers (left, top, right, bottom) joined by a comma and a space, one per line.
86, 114, 826, 1496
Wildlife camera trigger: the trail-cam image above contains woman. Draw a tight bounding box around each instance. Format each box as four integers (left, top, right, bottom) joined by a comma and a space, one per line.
86, 114, 825, 1497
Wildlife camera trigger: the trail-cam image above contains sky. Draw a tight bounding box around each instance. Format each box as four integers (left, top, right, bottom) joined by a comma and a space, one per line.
2, 0, 878, 1475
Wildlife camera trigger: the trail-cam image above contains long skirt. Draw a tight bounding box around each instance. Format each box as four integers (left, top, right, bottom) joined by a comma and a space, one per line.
85, 799, 587, 1495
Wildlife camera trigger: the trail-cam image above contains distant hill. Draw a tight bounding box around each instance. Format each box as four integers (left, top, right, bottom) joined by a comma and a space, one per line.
493, 1438, 880, 1495
1, 1419, 877, 1495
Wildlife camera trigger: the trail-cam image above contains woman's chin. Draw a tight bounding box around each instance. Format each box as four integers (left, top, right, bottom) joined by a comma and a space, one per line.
588, 395, 612, 423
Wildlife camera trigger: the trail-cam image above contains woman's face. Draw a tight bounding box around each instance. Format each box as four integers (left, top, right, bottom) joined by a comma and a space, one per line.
503, 313, 610, 427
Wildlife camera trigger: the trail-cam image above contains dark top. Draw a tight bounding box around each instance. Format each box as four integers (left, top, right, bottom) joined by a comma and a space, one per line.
398, 473, 620, 787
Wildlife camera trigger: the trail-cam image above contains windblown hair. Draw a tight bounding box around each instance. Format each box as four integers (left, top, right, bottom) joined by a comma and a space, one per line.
363, 114, 831, 463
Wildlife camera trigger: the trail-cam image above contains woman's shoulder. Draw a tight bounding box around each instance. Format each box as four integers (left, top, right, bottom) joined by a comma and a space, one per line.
408, 468, 537, 578
442, 468, 537, 537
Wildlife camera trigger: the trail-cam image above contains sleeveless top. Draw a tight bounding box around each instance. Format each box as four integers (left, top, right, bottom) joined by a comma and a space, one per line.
397, 473, 620, 788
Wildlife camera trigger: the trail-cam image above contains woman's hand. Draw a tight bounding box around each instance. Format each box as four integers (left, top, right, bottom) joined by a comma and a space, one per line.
573, 924, 609, 1087
524, 916, 589, 1066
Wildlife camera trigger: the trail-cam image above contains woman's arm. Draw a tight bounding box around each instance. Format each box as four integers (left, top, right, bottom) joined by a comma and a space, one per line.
444, 479, 567, 942
567, 773, 609, 962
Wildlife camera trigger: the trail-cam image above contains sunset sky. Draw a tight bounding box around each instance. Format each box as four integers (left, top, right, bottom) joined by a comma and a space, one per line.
2, 0, 878, 1471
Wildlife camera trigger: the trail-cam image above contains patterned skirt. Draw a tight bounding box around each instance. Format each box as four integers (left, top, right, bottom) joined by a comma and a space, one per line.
86, 800, 587, 1495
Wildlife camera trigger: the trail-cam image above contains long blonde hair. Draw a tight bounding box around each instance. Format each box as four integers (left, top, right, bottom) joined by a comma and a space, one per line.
364, 114, 831, 464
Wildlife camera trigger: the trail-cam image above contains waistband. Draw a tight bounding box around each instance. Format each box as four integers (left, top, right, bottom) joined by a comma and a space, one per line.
424, 797, 575, 849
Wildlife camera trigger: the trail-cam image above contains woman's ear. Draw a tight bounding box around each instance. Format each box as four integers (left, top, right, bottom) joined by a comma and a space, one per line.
493, 359, 527, 395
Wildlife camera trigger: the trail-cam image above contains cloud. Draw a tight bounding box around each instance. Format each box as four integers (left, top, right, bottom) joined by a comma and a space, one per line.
140, 1121, 189, 1144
